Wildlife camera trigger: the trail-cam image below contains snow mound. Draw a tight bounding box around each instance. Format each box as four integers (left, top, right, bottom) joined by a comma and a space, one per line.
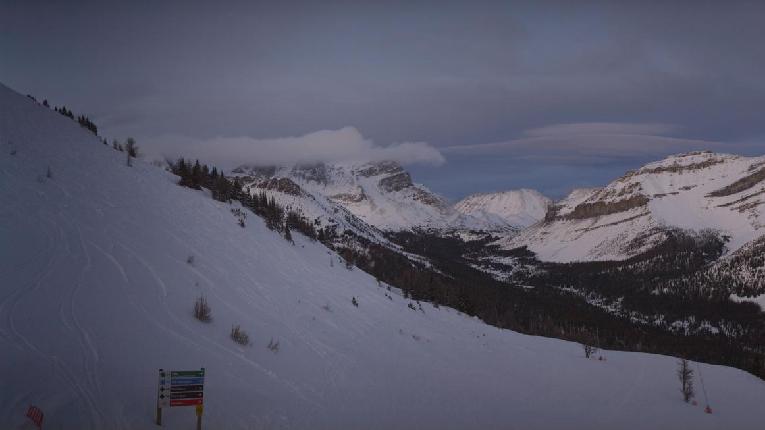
454, 189, 551, 228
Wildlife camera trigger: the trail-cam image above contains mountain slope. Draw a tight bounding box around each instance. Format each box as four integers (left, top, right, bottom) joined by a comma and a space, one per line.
454, 189, 551, 229
3, 85, 765, 429
504, 152, 765, 262
235, 162, 488, 232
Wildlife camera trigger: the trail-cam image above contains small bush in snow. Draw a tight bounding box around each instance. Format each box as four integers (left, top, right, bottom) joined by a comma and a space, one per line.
193, 295, 212, 322
267, 338, 280, 353
230, 324, 249, 345
582, 343, 598, 359
284, 223, 293, 243
125, 137, 139, 158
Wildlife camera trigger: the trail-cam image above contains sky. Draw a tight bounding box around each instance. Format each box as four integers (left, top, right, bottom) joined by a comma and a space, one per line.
2, 0, 764, 199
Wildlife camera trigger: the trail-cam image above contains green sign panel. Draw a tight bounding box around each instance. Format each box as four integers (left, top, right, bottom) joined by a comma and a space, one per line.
171, 370, 205, 377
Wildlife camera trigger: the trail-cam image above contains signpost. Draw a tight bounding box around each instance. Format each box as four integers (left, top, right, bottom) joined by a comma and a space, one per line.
156, 368, 205, 428
195, 404, 204, 430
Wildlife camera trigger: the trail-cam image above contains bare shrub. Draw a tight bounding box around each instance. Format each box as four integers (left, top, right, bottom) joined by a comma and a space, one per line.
230, 324, 249, 345
267, 338, 280, 353
193, 295, 212, 322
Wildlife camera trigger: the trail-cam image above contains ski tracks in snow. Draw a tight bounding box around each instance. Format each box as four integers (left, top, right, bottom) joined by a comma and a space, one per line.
1, 218, 106, 428
114, 240, 324, 411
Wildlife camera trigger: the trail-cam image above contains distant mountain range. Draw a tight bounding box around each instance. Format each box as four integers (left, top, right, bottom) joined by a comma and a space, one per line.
232, 161, 551, 233
233, 151, 765, 269
231, 150, 765, 317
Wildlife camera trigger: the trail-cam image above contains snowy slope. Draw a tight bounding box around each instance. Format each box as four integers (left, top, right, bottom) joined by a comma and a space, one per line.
505, 152, 765, 262
238, 167, 395, 248
454, 189, 551, 229
3, 85, 765, 429
235, 162, 489, 232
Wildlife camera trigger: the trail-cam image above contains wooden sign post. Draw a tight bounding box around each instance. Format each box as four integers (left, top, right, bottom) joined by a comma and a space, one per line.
156, 368, 205, 428
195, 404, 204, 430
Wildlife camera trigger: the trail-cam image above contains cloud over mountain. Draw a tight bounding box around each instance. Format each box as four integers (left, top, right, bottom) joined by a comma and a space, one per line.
143, 126, 445, 168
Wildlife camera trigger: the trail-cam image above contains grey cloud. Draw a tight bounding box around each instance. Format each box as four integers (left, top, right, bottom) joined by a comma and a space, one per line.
142, 127, 445, 169
523, 123, 680, 138
444, 122, 720, 160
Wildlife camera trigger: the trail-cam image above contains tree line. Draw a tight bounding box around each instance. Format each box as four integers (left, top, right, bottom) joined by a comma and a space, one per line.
170, 158, 329, 242
26, 93, 98, 135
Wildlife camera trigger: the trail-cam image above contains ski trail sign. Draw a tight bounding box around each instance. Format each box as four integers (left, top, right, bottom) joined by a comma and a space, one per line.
156, 368, 205, 427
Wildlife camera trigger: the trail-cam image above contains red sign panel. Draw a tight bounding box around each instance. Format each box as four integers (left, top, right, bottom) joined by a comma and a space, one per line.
26, 405, 44, 428
170, 398, 203, 407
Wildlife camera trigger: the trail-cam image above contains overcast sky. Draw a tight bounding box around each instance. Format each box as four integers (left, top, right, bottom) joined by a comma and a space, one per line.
2, 0, 764, 199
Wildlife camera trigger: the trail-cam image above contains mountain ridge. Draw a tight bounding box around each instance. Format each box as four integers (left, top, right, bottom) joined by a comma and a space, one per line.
502, 151, 765, 263
454, 189, 551, 229
234, 161, 552, 232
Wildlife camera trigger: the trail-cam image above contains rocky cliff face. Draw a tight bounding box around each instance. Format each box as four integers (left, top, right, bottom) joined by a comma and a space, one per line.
233, 161, 484, 231
504, 151, 765, 262
253, 177, 305, 196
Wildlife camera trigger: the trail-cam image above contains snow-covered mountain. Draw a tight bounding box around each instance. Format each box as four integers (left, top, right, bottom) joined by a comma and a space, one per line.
504, 151, 765, 263
454, 189, 551, 229
234, 161, 488, 232
5, 85, 765, 429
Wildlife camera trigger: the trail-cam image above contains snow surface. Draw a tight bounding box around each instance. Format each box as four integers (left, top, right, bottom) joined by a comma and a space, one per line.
506, 152, 765, 262
2, 85, 765, 429
454, 189, 551, 229
730, 294, 765, 311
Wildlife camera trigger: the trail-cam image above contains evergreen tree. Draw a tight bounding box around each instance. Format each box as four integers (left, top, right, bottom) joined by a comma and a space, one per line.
677, 359, 695, 402
191, 160, 203, 189
125, 137, 138, 157
284, 222, 293, 243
